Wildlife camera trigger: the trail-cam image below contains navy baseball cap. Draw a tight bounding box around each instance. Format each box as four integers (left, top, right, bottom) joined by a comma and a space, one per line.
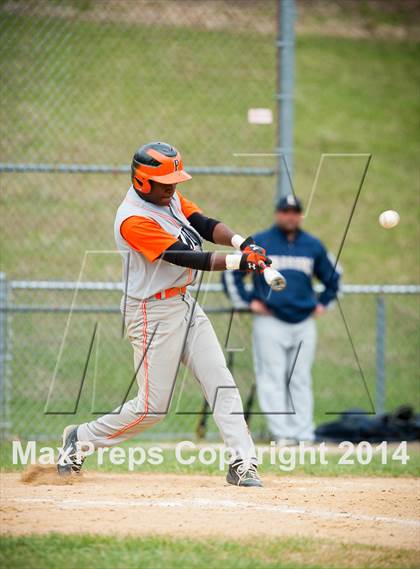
276, 194, 303, 212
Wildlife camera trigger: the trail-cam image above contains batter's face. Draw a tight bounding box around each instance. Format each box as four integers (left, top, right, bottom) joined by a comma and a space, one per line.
145, 181, 177, 206
275, 209, 303, 233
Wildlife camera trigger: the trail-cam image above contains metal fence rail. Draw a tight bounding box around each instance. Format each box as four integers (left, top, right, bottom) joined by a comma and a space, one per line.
0, 163, 276, 177
7, 280, 420, 295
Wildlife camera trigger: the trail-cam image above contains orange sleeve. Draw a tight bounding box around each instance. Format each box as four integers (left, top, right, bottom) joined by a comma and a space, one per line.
120, 216, 178, 262
177, 191, 202, 218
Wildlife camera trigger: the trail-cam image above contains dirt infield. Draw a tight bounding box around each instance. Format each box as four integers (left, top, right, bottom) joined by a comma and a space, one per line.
1, 470, 419, 549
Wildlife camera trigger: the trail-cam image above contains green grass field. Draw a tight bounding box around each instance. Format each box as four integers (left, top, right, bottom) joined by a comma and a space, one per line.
1, 533, 419, 569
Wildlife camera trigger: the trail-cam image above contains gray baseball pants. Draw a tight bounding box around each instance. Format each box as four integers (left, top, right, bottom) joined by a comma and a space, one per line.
252, 314, 316, 442
78, 293, 256, 461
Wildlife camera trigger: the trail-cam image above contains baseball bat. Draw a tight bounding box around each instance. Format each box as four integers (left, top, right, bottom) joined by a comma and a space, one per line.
263, 266, 287, 291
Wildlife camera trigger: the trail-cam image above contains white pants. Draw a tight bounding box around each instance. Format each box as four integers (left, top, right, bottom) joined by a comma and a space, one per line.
78, 293, 256, 461
252, 314, 316, 441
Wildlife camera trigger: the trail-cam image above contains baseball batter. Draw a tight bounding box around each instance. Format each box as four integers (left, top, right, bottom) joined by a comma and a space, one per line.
57, 141, 277, 487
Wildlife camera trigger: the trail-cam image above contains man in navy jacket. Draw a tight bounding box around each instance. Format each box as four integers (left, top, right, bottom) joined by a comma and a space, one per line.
222, 195, 341, 444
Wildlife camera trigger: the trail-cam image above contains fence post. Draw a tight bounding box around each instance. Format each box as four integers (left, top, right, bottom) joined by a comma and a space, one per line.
0, 272, 9, 438
375, 295, 386, 415
276, 0, 295, 201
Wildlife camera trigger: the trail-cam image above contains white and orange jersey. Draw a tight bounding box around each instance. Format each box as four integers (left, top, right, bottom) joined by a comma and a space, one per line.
114, 186, 203, 299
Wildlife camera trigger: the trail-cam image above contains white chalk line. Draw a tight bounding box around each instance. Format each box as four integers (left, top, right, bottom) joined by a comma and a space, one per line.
11, 497, 420, 528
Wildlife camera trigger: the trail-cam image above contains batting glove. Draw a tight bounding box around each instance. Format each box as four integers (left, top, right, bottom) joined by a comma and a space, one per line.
240, 236, 266, 256
240, 251, 272, 273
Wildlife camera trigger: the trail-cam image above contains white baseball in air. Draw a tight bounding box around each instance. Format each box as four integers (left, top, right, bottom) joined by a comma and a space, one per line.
379, 210, 400, 229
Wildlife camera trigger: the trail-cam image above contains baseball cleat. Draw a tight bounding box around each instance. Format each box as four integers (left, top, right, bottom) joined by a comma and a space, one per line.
57, 424, 86, 477
226, 459, 262, 487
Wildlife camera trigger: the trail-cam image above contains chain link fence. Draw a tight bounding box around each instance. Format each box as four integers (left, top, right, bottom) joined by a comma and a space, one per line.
1, 0, 279, 285
2, 278, 419, 441
1, 1, 419, 442
0, 0, 279, 442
